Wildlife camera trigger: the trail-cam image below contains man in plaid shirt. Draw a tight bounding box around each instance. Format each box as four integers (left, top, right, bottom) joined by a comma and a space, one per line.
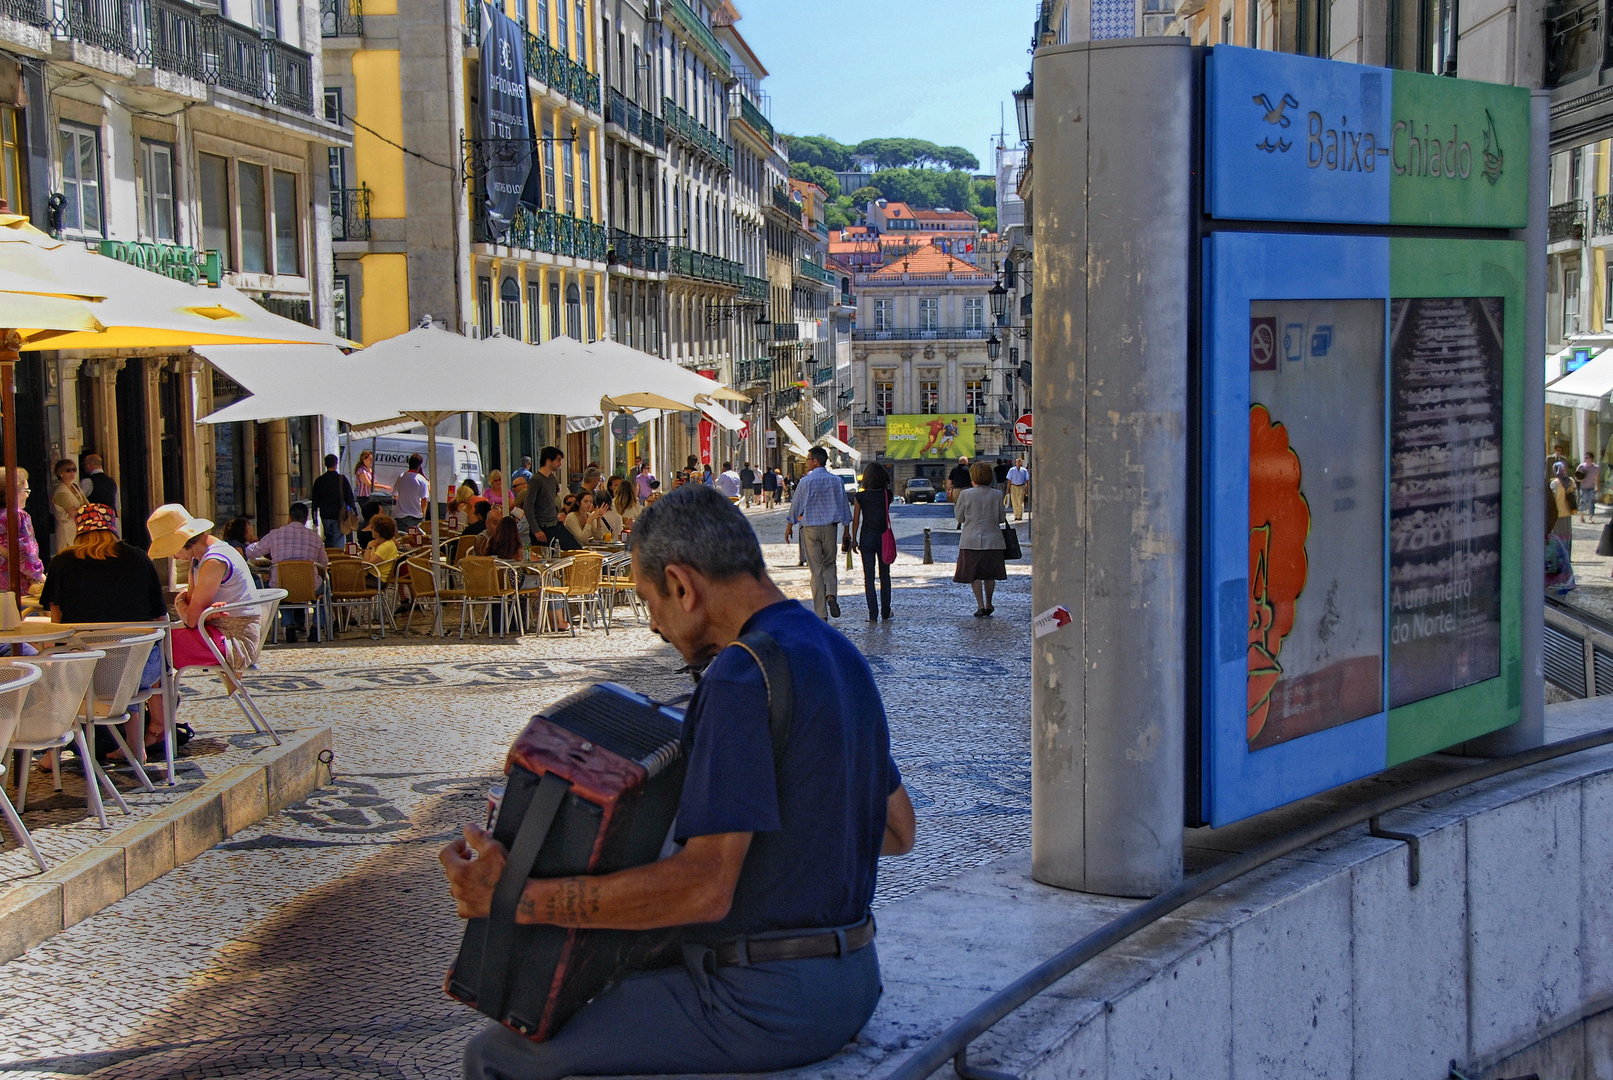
783, 447, 852, 619
247, 503, 329, 642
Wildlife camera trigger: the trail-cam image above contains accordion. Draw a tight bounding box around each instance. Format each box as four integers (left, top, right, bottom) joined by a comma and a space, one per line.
446, 682, 687, 1041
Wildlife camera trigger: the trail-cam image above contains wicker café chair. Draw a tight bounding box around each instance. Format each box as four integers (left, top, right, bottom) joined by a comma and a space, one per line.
401, 558, 463, 637
273, 560, 327, 644
559, 552, 608, 635
456, 556, 512, 639
328, 556, 379, 634
599, 551, 644, 625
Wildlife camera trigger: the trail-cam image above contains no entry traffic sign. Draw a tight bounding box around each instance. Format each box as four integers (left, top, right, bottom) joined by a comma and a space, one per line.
1015, 413, 1033, 446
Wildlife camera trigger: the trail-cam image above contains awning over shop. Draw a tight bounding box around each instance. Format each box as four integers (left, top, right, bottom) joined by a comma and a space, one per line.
698, 400, 744, 432
194, 344, 357, 423
1546, 350, 1613, 410
817, 432, 862, 462
776, 416, 814, 457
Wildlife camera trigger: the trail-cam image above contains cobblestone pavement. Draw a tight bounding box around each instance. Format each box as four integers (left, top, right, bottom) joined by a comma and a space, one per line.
0, 504, 1033, 1079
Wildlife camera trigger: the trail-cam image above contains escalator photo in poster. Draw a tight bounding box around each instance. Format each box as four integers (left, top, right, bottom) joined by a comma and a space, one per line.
1388, 297, 1504, 706
1247, 299, 1386, 751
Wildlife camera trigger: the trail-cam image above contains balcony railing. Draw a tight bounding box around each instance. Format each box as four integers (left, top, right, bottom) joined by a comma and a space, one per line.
1595, 194, 1613, 237
669, 245, 742, 286
202, 14, 265, 94
797, 259, 836, 287
330, 185, 371, 241
606, 87, 665, 148
2, 0, 49, 27
839, 386, 855, 409
811, 365, 834, 386
320, 0, 360, 36
740, 274, 768, 301
853, 326, 991, 342
735, 93, 773, 143
773, 322, 799, 342
1550, 200, 1588, 244
141, 0, 203, 77
1546, 0, 1601, 87
474, 203, 609, 261
771, 185, 799, 216
265, 36, 312, 112
814, 414, 836, 439
664, 0, 730, 79
663, 97, 732, 169
775, 385, 802, 409
609, 227, 668, 272
734, 357, 772, 385
813, 220, 829, 239
853, 411, 886, 427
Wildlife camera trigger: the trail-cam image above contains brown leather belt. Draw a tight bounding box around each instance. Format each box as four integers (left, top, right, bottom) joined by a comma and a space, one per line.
711, 916, 875, 967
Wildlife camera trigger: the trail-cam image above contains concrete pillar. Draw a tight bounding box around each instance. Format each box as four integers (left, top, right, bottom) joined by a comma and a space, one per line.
266, 419, 291, 527
1031, 38, 1193, 898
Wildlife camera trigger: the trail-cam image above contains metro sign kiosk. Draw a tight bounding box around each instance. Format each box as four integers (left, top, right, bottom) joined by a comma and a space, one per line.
1201, 50, 1529, 825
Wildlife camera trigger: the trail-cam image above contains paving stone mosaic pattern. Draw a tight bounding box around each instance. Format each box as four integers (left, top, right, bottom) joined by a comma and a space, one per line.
0, 506, 1033, 1079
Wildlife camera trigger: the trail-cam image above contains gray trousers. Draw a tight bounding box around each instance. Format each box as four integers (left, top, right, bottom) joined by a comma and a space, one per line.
800, 524, 839, 618
461, 943, 882, 1080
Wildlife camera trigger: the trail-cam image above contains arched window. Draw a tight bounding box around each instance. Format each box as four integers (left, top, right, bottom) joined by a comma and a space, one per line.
566, 282, 582, 340
500, 277, 520, 336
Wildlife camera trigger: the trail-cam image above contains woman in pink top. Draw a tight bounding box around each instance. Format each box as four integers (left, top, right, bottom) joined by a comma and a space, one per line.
484, 469, 506, 508
353, 449, 375, 500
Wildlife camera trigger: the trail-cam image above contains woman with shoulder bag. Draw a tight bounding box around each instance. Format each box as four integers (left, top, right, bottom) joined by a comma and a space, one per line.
851, 462, 896, 621
954, 461, 1009, 616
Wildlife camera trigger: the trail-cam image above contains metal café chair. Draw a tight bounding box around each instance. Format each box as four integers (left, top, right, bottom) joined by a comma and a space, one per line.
73, 629, 165, 792
0, 664, 43, 868
171, 591, 286, 745
4, 651, 120, 832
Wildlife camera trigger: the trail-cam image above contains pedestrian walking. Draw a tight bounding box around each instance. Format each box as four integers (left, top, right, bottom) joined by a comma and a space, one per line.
1551, 461, 1575, 560
954, 462, 1008, 616
311, 454, 358, 547
393, 454, 429, 530
82, 452, 118, 532
50, 458, 87, 555
1580, 452, 1600, 522
353, 449, 375, 501
947, 456, 972, 507
717, 462, 741, 499
761, 465, 778, 508
1007, 458, 1030, 521
521, 446, 582, 551
784, 447, 851, 619
851, 461, 894, 621
993, 458, 1010, 493
739, 461, 756, 507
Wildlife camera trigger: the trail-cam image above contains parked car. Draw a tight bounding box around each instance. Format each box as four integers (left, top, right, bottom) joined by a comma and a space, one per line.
829, 468, 859, 504
905, 477, 936, 503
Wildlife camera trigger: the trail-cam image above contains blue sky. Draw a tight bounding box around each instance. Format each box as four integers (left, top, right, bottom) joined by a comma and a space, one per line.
731, 1, 1037, 174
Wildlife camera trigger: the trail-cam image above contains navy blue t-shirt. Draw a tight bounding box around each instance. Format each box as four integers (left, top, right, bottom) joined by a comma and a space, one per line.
674, 599, 901, 943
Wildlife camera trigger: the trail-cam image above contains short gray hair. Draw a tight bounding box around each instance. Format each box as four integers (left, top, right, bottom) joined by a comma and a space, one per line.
629, 484, 765, 591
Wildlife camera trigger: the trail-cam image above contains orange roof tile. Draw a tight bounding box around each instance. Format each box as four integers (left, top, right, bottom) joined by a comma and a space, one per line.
864, 244, 994, 280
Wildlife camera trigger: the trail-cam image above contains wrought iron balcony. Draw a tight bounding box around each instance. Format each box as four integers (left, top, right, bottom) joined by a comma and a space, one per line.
740, 274, 768, 301
1546, 0, 1601, 87
664, 0, 730, 79
474, 203, 609, 261
733, 357, 771, 385
775, 385, 802, 409
1595, 194, 1613, 237
797, 260, 835, 287
814, 414, 836, 439
853, 411, 886, 427
772, 322, 799, 342
852, 326, 990, 342
265, 36, 312, 112
525, 29, 599, 112
2, 0, 49, 27
663, 97, 732, 169
839, 386, 855, 409
771, 185, 799, 216
1550, 200, 1588, 244
735, 92, 773, 144
811, 365, 834, 386
606, 87, 665, 148
330, 185, 371, 241
669, 245, 741, 286
609, 227, 668, 272
320, 0, 360, 36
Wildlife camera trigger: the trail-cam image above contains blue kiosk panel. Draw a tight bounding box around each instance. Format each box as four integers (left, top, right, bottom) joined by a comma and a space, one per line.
1203, 231, 1392, 826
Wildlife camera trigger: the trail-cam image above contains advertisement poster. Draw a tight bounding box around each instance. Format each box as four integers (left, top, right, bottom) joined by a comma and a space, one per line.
479, 1, 530, 237
1247, 299, 1386, 751
1388, 297, 1503, 706
884, 414, 977, 460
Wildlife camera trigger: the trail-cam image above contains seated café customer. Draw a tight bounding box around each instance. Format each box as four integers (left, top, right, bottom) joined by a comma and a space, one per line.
446, 484, 914, 1079
149, 504, 263, 676
41, 502, 174, 757
462, 500, 492, 538
614, 480, 641, 527
474, 517, 522, 559
564, 491, 610, 545
245, 503, 329, 643
0, 467, 45, 593
356, 501, 383, 548
362, 514, 401, 583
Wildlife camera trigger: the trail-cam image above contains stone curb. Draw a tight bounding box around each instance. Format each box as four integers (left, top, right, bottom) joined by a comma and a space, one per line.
0, 726, 332, 964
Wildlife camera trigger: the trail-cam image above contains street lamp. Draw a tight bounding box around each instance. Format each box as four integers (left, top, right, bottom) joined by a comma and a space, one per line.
989, 280, 1009, 324
1014, 78, 1034, 147
753, 307, 772, 343
987, 329, 1002, 361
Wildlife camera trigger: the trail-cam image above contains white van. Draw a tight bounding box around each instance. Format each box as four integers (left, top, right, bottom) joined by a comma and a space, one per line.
340, 432, 482, 511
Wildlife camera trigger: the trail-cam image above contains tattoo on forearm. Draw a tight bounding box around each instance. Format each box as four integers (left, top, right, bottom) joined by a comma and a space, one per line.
519, 878, 603, 926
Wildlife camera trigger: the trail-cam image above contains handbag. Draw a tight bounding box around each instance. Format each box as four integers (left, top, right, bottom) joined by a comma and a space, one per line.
1002, 520, 1023, 560
880, 491, 897, 564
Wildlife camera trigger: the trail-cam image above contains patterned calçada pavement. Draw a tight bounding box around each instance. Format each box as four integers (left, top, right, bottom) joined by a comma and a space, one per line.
0, 504, 1032, 1079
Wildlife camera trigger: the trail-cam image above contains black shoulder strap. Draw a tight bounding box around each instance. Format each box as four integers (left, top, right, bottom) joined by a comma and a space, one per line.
478, 771, 570, 1019
731, 629, 794, 767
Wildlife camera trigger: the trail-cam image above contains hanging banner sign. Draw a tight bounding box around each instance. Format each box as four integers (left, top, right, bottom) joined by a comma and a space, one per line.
479, 1, 530, 238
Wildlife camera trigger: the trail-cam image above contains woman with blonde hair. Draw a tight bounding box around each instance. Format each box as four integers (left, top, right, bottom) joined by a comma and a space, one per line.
614, 475, 641, 526
484, 469, 506, 509
953, 460, 1009, 616
0, 467, 44, 591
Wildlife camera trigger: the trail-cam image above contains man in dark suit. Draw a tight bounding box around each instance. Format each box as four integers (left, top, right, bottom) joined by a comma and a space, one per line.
82, 453, 118, 533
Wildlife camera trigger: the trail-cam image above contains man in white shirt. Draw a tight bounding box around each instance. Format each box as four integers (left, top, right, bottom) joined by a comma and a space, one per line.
716, 461, 742, 500
393, 454, 430, 530
1007, 458, 1030, 521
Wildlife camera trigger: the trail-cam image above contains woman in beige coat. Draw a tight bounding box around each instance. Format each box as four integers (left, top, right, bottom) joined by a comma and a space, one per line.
953, 461, 1008, 616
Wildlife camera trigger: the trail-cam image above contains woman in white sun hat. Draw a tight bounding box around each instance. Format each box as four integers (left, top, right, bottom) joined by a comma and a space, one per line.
148, 504, 262, 671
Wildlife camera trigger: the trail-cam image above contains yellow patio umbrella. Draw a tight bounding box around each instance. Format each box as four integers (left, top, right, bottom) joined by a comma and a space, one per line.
0, 214, 352, 590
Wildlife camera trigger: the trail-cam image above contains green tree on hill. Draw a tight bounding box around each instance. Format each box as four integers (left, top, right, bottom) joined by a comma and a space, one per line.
784, 134, 853, 171
850, 185, 884, 206
789, 161, 841, 194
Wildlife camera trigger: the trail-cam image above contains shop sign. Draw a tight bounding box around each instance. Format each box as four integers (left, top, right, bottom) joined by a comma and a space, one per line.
478, 0, 530, 237
97, 240, 221, 286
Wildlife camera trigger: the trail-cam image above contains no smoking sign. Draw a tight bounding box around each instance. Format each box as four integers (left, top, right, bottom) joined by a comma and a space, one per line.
1250, 316, 1278, 371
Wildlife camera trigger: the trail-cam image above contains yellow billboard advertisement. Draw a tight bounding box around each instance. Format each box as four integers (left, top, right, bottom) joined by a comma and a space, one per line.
884, 414, 977, 460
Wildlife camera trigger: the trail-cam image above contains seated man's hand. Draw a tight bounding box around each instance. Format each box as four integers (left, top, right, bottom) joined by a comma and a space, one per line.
439, 824, 508, 919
